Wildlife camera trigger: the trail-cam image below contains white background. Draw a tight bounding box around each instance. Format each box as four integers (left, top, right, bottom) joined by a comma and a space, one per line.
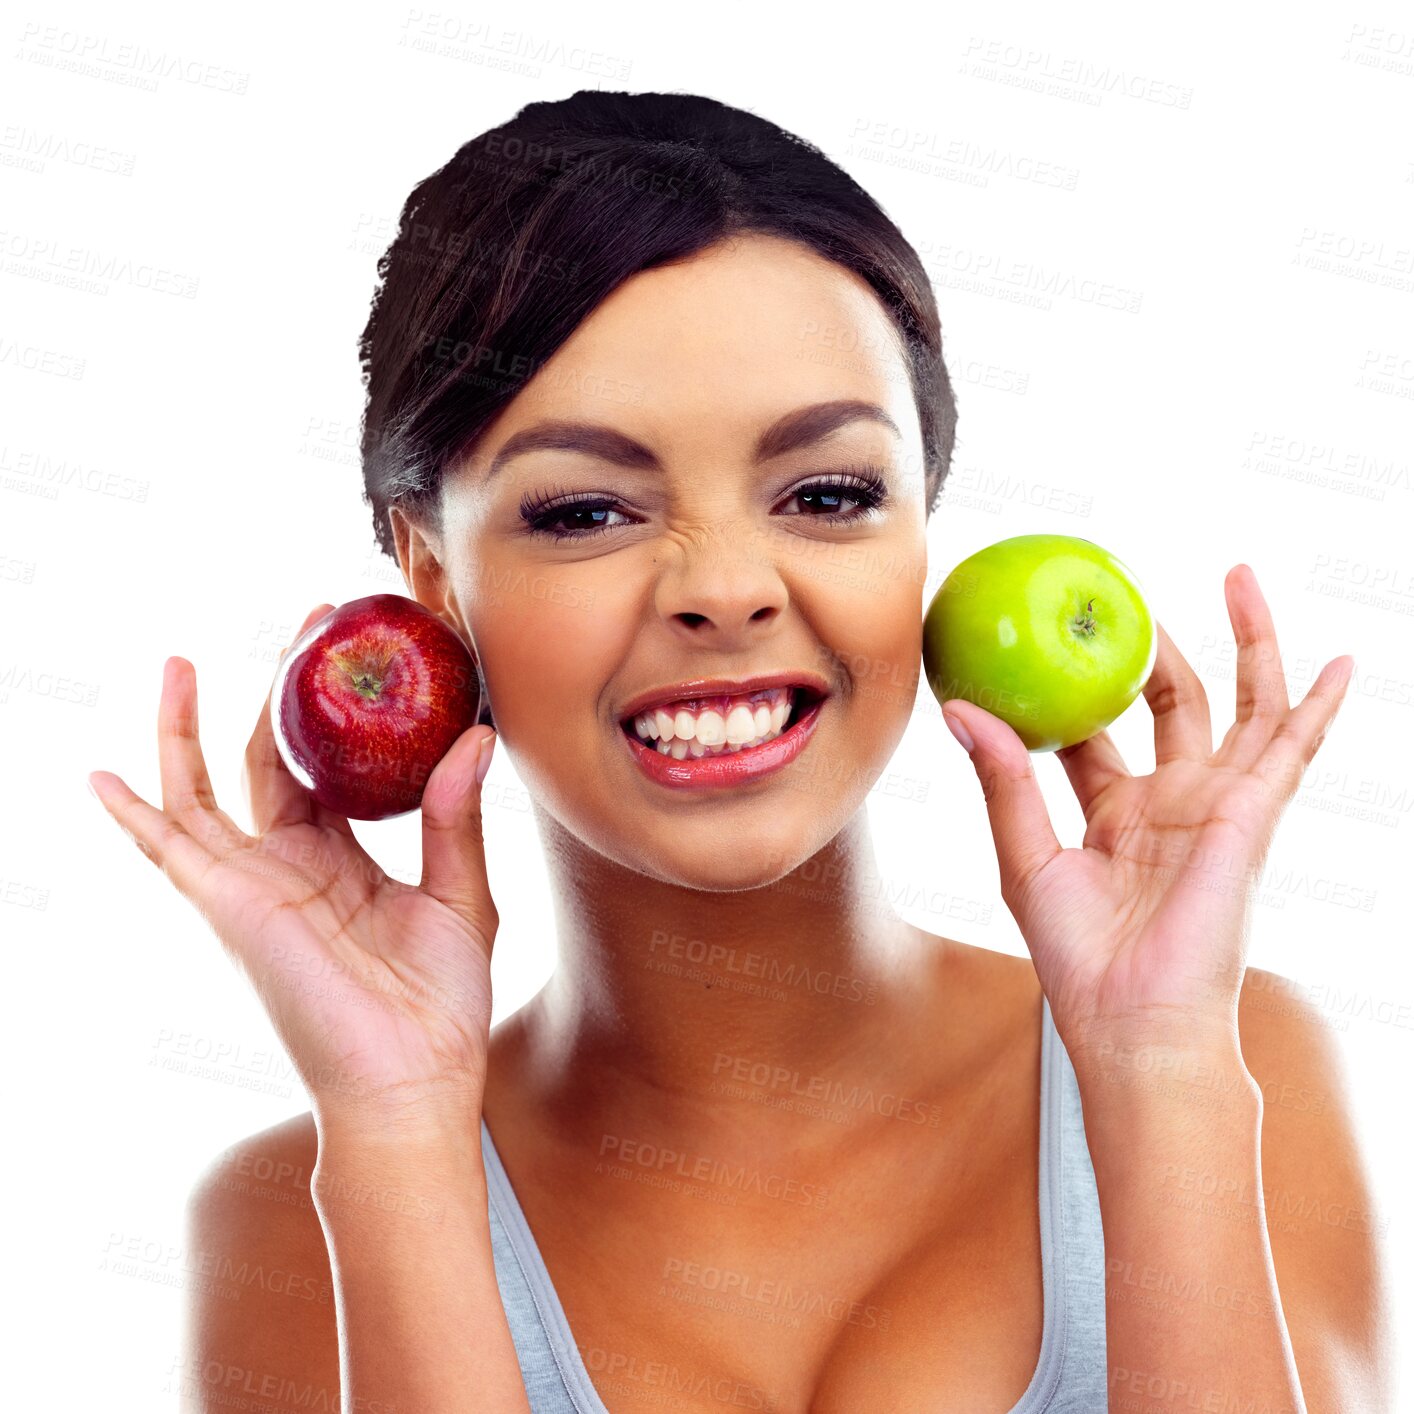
4, 1, 1411, 1407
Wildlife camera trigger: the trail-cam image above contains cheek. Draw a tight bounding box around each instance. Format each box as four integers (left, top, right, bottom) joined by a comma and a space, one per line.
469, 573, 625, 742
816, 574, 923, 725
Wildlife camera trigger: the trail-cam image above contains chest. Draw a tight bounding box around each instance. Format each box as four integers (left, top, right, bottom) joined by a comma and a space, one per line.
511, 1100, 1046, 1414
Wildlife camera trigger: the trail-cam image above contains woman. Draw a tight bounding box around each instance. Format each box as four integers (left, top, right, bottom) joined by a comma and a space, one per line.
90, 91, 1390, 1412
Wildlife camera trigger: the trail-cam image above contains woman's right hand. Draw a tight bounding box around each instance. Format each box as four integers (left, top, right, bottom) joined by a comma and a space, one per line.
88, 604, 502, 1142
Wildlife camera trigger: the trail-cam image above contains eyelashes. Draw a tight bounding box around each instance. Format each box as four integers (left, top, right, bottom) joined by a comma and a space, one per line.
518, 466, 891, 542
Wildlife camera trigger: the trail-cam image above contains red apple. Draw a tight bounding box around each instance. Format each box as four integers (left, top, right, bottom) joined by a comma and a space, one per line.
271, 595, 482, 820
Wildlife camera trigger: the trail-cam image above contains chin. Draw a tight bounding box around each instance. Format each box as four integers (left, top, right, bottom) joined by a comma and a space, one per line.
625, 805, 846, 893
646, 854, 798, 893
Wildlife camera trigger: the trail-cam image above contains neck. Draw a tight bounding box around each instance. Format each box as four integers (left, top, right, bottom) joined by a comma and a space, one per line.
506, 807, 951, 1155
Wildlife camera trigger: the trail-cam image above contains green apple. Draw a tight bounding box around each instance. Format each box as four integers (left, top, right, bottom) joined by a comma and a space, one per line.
922, 533, 1157, 752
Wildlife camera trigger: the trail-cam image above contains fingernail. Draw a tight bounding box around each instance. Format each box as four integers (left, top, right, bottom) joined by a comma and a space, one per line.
944, 713, 974, 754
475, 732, 497, 786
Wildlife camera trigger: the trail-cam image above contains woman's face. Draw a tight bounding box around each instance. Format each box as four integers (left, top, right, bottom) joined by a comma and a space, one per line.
405, 232, 930, 890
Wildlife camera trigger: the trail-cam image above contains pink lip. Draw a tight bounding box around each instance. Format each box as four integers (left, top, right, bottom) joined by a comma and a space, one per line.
620, 695, 825, 790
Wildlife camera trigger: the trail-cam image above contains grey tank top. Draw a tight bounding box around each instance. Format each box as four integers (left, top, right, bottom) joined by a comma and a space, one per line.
480, 992, 1108, 1412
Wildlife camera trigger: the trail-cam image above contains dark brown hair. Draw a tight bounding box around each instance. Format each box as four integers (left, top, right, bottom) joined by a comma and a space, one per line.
358, 88, 958, 561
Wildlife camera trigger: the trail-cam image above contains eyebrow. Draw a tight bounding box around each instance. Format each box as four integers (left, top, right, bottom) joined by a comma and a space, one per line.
483, 398, 902, 479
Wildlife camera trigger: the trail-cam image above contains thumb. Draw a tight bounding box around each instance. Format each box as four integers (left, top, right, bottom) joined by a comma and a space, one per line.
419, 725, 500, 950
942, 700, 1062, 912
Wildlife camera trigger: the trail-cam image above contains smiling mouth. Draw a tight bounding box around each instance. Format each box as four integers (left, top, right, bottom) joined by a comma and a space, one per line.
619, 685, 825, 759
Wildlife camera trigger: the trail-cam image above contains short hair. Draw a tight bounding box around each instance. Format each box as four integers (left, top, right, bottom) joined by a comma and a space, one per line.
358, 88, 958, 561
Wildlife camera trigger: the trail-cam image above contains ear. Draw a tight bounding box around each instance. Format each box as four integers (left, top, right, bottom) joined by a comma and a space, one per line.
387, 507, 495, 733
390, 506, 449, 609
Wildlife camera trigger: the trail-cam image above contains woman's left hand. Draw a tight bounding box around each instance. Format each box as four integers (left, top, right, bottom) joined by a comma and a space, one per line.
941, 563, 1355, 1067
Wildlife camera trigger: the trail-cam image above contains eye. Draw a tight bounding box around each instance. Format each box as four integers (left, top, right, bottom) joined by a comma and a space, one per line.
776, 467, 889, 522
520, 491, 637, 540
518, 465, 890, 542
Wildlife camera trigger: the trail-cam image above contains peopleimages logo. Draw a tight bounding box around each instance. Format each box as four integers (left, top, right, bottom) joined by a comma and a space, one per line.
15, 22, 251, 95
960, 36, 1194, 108
646, 928, 881, 1005
661, 1257, 892, 1329
709, 1051, 945, 1127
597, 1133, 829, 1209
0, 228, 200, 298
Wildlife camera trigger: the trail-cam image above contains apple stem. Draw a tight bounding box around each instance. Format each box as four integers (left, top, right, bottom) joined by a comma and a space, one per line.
351, 671, 383, 699
1071, 596, 1098, 638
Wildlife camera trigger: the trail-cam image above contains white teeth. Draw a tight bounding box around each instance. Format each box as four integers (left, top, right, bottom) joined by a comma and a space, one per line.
725, 704, 757, 744
632, 686, 809, 757
694, 709, 726, 746
654, 726, 783, 756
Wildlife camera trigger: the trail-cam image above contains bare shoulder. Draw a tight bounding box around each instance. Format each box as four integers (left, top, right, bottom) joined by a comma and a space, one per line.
182, 1111, 339, 1412
926, 932, 1043, 1013
913, 931, 1045, 1073
1236, 966, 1396, 1410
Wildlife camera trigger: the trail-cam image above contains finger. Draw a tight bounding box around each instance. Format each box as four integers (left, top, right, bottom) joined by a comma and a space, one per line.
420, 725, 500, 952
158, 657, 249, 849
1251, 656, 1355, 809
245, 604, 347, 836
1218, 565, 1289, 770
89, 769, 218, 891
1054, 727, 1129, 818
942, 700, 1062, 914
1142, 621, 1213, 764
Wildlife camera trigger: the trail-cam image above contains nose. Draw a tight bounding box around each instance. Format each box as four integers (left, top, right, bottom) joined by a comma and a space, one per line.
653, 535, 788, 643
